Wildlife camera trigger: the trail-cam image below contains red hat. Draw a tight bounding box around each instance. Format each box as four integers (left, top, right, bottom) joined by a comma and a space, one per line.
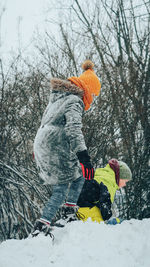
108, 159, 120, 186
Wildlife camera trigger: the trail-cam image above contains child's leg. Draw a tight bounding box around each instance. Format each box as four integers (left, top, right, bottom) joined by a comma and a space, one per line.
66, 176, 84, 205
41, 183, 69, 223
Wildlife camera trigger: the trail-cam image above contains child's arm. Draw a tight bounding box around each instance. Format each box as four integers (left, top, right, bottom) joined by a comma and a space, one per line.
95, 182, 112, 221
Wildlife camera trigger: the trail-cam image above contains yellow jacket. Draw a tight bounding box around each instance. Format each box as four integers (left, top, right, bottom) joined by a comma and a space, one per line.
77, 164, 119, 223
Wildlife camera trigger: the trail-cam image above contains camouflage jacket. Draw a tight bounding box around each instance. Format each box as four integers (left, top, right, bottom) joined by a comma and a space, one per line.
34, 78, 87, 185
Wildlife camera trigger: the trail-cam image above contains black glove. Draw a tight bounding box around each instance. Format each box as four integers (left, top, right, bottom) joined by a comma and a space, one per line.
77, 150, 94, 180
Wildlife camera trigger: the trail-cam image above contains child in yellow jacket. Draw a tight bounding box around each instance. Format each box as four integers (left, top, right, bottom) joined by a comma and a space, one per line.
77, 159, 132, 224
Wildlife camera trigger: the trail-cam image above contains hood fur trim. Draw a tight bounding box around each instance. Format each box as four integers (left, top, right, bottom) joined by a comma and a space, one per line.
50, 78, 84, 98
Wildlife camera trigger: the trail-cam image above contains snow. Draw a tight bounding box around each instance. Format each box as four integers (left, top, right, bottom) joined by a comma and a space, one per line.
0, 219, 150, 267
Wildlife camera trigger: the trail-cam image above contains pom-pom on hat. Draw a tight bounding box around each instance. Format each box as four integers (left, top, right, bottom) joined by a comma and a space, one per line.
81, 60, 94, 70
68, 60, 101, 110
118, 161, 132, 181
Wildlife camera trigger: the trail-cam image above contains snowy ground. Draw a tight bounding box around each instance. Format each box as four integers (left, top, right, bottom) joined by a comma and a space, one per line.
0, 219, 150, 267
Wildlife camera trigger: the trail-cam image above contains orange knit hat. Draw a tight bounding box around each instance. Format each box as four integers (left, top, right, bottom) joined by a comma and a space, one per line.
68, 60, 101, 110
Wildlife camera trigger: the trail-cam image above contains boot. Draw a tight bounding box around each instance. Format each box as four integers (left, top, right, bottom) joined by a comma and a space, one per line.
61, 203, 79, 223
32, 219, 54, 240
51, 203, 79, 228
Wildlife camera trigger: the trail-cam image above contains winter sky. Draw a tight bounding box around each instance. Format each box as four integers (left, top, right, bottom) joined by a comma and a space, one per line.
0, 0, 147, 60
0, 0, 60, 59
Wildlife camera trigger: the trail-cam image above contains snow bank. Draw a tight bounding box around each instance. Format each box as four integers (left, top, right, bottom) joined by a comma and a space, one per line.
0, 219, 150, 267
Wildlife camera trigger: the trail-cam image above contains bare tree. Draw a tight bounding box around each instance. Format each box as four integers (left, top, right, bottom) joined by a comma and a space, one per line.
0, 56, 52, 241
0, 56, 50, 167
0, 160, 52, 241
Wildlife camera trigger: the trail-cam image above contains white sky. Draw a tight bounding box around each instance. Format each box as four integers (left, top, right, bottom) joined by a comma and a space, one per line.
0, 0, 148, 61
0, 0, 59, 59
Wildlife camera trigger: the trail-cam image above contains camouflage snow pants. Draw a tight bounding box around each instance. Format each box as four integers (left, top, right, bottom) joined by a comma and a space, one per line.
41, 176, 84, 223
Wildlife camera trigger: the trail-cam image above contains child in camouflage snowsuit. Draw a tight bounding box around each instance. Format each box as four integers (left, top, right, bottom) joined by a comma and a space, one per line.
77, 159, 132, 224
32, 60, 101, 237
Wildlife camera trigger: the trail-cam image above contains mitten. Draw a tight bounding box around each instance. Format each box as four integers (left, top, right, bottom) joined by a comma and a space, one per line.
107, 217, 123, 225
77, 150, 94, 180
